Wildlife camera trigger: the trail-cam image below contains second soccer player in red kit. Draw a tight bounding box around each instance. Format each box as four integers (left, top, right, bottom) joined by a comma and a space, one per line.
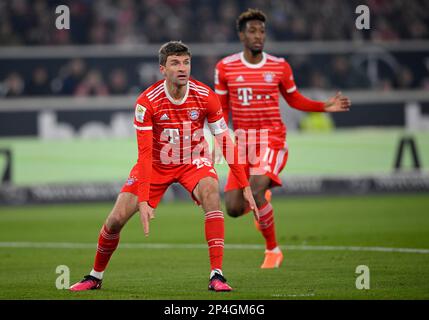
70, 41, 258, 292
215, 9, 351, 269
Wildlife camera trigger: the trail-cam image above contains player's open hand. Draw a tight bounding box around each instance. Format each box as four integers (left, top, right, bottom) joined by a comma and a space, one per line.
324, 91, 351, 112
139, 201, 155, 237
243, 186, 259, 222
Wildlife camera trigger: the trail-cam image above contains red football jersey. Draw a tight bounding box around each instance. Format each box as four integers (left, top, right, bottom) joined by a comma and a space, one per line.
134, 78, 227, 164
215, 52, 298, 149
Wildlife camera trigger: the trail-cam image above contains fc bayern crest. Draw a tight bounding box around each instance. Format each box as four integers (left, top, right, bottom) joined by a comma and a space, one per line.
263, 72, 274, 83
188, 109, 200, 121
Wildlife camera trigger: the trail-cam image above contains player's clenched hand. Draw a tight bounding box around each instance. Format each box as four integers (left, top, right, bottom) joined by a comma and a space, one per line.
324, 91, 351, 112
243, 186, 259, 222
139, 201, 155, 237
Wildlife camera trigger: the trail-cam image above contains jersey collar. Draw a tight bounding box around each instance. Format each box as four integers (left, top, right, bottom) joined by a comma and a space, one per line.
163, 80, 189, 105
240, 51, 267, 69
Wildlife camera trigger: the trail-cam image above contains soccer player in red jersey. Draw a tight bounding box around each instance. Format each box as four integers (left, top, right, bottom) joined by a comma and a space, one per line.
70, 41, 258, 292
214, 9, 351, 269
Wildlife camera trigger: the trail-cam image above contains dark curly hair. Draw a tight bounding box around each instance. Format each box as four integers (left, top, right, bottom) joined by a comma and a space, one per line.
236, 8, 267, 32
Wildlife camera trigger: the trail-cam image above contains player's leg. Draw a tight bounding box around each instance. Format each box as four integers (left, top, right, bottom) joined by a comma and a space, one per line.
192, 176, 232, 291
224, 164, 250, 218
251, 146, 288, 268
69, 192, 138, 291
249, 174, 283, 268
104, 192, 139, 233
224, 188, 247, 217
224, 171, 270, 218
180, 160, 232, 291
70, 162, 171, 291
70, 164, 150, 291
92, 192, 138, 275
249, 174, 271, 207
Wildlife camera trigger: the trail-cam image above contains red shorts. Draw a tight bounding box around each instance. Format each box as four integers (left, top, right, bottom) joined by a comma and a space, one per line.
224, 143, 288, 192
121, 157, 218, 208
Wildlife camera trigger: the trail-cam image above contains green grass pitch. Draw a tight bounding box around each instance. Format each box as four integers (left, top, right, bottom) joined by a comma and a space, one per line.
1, 194, 428, 299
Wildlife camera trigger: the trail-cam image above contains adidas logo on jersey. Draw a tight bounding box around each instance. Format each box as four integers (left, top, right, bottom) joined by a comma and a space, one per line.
235, 75, 244, 82
160, 113, 170, 121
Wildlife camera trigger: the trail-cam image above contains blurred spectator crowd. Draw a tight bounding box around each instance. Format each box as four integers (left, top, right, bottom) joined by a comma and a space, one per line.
2, 53, 428, 98
0, 59, 139, 97
0, 0, 428, 97
1, 0, 428, 45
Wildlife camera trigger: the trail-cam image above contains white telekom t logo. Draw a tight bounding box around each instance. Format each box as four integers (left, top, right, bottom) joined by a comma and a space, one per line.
238, 88, 253, 106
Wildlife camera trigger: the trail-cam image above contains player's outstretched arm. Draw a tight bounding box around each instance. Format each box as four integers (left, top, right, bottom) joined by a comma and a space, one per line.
283, 89, 351, 113
280, 61, 351, 113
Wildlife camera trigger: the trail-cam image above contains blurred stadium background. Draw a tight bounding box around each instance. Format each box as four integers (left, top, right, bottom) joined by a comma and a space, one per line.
0, 0, 428, 299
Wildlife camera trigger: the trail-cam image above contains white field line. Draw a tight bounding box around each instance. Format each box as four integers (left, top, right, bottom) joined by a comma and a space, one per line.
0, 242, 428, 254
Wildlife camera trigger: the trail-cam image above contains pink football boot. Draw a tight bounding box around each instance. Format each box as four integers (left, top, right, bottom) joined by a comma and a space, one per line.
69, 275, 102, 291
208, 273, 232, 292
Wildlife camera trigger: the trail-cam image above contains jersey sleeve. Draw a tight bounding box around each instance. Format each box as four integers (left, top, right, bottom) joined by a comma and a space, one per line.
214, 61, 230, 123
134, 95, 154, 132
279, 61, 325, 112
279, 61, 297, 95
206, 89, 228, 136
134, 95, 154, 202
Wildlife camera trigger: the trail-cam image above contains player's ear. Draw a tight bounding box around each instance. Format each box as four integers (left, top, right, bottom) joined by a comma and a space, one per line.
238, 31, 245, 42
159, 64, 166, 76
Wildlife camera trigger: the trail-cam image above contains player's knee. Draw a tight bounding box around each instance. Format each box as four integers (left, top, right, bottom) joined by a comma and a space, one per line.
200, 187, 220, 207
225, 203, 245, 218
106, 210, 127, 233
224, 190, 245, 217
197, 178, 220, 206
226, 208, 243, 218
105, 219, 122, 233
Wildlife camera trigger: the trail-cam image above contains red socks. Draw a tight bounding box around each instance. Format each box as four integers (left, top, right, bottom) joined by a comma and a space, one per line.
258, 202, 277, 250
93, 224, 120, 272
92, 211, 225, 275
204, 210, 225, 271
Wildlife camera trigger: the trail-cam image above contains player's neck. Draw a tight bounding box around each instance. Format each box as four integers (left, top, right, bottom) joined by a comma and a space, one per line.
243, 49, 263, 64
165, 80, 187, 101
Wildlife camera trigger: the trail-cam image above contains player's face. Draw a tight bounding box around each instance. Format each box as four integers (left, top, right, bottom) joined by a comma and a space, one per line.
160, 55, 191, 87
240, 20, 266, 54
